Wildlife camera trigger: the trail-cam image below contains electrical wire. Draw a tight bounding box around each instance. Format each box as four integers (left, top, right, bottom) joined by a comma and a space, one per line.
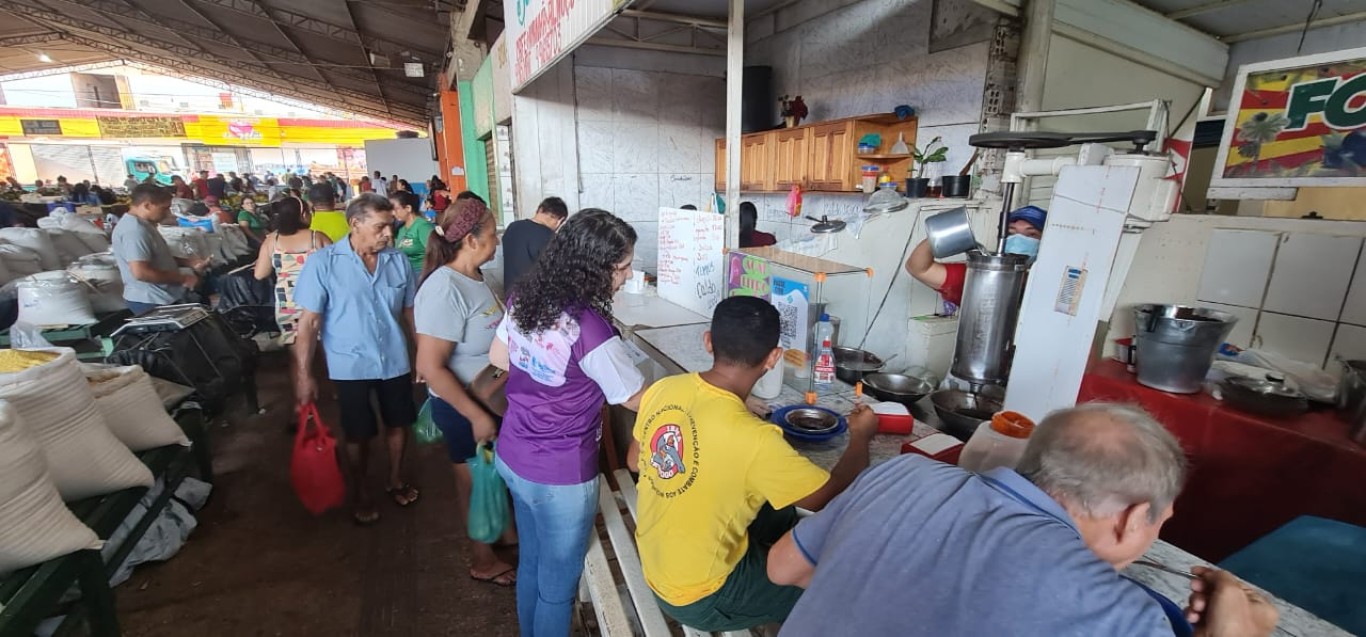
1296, 0, 1323, 55
857, 208, 923, 351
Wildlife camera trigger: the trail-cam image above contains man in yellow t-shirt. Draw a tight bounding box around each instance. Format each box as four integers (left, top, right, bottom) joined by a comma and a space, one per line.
628, 296, 878, 632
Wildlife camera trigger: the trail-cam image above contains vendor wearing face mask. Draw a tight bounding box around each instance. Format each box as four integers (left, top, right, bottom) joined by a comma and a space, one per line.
904, 205, 1046, 313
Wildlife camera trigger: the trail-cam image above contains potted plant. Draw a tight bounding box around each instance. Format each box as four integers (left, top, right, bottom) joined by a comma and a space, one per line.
779, 95, 808, 128
908, 136, 946, 197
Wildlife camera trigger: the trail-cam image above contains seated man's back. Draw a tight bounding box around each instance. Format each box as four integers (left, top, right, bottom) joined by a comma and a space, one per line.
780, 455, 1171, 637
635, 372, 828, 604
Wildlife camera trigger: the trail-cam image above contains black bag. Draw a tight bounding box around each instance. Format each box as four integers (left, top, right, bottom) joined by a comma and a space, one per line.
107, 311, 258, 414
215, 266, 276, 338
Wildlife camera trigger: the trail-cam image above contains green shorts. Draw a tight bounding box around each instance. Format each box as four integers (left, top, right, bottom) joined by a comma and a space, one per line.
655, 505, 805, 632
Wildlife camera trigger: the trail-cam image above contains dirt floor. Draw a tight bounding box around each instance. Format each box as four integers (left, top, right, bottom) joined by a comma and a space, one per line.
116, 350, 521, 636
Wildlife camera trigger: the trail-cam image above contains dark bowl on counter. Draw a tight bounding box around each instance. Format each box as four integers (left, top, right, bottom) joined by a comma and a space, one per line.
1219, 377, 1308, 419
833, 346, 884, 385
862, 373, 935, 406
930, 389, 1003, 438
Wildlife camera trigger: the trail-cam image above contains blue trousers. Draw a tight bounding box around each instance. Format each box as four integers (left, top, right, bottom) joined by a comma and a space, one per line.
495, 455, 598, 637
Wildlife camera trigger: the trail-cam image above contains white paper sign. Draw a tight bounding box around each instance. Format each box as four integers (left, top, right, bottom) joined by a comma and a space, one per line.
505, 0, 627, 92
657, 207, 724, 318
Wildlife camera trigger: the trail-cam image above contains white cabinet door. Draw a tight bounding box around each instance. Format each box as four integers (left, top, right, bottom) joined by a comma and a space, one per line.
1197, 229, 1278, 308
1330, 324, 1366, 366
1199, 303, 1258, 349
1341, 248, 1366, 327
1263, 234, 1361, 321
1254, 312, 1337, 368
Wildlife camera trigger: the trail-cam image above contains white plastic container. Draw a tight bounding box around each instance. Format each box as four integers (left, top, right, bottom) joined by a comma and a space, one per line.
754, 361, 785, 399
957, 411, 1035, 474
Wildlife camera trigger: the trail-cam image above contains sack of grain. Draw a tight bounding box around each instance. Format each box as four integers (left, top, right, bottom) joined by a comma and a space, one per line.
85, 365, 189, 451
16, 272, 97, 327
0, 348, 153, 500
0, 399, 102, 576
0, 227, 61, 270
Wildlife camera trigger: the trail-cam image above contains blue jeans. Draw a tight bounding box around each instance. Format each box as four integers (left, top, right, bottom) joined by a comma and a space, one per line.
495, 455, 598, 637
125, 300, 160, 316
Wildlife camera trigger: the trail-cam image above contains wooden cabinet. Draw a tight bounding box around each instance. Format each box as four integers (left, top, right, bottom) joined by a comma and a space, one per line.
713, 113, 915, 193
773, 128, 810, 189
740, 132, 774, 191
808, 121, 856, 191
715, 139, 726, 191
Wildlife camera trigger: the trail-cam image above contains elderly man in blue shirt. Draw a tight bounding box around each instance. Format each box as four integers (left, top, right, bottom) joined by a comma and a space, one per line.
292, 192, 421, 526
767, 403, 1279, 637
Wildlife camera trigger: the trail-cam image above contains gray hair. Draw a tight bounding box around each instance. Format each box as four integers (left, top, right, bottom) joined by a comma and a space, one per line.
1016, 402, 1187, 523
345, 192, 393, 223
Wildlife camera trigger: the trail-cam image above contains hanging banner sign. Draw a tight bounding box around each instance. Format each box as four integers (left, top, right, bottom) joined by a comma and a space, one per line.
505, 0, 628, 93
1213, 46, 1366, 188
96, 115, 187, 139
19, 119, 61, 135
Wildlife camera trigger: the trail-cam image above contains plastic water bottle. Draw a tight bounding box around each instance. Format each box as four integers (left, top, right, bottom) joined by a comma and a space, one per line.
813, 314, 836, 388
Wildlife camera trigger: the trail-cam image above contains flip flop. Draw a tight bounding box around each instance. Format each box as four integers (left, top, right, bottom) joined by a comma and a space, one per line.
385, 483, 420, 507
352, 507, 380, 526
470, 567, 516, 587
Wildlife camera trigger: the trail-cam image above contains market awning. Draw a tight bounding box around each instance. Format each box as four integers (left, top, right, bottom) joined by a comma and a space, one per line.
0, 0, 458, 126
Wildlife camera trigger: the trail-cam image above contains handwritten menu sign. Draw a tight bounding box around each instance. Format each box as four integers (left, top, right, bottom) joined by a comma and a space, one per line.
96, 116, 187, 139
657, 206, 724, 317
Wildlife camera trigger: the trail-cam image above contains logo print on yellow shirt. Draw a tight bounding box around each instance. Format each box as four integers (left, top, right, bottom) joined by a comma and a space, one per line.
650, 424, 685, 479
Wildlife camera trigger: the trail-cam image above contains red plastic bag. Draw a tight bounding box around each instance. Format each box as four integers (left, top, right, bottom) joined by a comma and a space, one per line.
291, 403, 346, 515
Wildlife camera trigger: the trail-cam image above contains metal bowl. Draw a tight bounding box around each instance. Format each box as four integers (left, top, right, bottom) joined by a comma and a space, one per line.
930, 389, 1002, 436
863, 373, 935, 406
784, 407, 841, 434
833, 347, 884, 384
1220, 377, 1308, 419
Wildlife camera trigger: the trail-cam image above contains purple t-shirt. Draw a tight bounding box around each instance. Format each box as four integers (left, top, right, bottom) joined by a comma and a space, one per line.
495, 307, 644, 485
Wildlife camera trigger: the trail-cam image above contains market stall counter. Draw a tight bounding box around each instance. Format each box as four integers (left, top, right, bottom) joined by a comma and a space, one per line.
632, 324, 1348, 637
1080, 359, 1366, 562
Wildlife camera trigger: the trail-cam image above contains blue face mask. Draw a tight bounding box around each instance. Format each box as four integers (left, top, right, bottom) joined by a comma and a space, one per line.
1004, 234, 1041, 261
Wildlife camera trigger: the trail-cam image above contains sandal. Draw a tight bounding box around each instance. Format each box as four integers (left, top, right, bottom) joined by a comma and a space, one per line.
471, 567, 516, 587
352, 506, 380, 526
385, 483, 420, 507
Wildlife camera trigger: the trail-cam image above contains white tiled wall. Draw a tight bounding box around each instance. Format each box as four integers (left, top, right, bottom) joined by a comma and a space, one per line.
1192, 226, 1365, 369
574, 63, 724, 272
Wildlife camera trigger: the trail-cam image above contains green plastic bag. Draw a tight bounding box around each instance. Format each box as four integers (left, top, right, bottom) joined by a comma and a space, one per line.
413, 399, 442, 445
468, 442, 509, 544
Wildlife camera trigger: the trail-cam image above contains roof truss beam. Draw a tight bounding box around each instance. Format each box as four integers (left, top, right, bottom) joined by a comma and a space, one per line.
6, 2, 426, 121
0, 31, 65, 47
36, 0, 430, 100
186, 0, 444, 62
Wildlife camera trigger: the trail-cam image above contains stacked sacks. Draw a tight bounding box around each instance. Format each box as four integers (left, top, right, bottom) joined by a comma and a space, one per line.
0, 228, 61, 270
0, 399, 101, 575
84, 365, 190, 451
0, 242, 45, 279
0, 348, 153, 501
16, 271, 97, 327
68, 254, 126, 313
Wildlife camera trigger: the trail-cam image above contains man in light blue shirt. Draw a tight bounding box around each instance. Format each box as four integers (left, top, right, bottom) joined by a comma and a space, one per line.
293, 192, 420, 525
111, 183, 208, 315
767, 403, 1279, 637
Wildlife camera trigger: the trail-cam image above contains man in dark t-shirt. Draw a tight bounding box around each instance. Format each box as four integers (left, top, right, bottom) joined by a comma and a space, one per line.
207, 173, 228, 199
500, 196, 568, 293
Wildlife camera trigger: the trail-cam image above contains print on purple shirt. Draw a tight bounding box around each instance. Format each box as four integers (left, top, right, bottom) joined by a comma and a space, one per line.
496, 307, 644, 485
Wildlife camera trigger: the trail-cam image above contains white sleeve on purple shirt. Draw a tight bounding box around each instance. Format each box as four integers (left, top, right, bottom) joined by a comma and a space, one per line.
579, 336, 645, 405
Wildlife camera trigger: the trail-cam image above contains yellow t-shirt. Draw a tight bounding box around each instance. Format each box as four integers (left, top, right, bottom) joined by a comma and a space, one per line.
634, 373, 830, 605
309, 210, 349, 243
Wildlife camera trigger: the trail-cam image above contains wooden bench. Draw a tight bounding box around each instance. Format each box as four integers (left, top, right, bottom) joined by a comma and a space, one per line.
579, 468, 753, 637
0, 404, 210, 637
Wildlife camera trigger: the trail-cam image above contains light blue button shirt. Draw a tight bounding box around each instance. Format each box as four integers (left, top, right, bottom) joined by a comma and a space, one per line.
293, 236, 416, 381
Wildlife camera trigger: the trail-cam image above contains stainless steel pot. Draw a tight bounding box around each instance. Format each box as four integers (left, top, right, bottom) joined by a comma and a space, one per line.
951, 251, 1030, 385
1132, 304, 1237, 394
924, 207, 977, 259
1338, 359, 1366, 445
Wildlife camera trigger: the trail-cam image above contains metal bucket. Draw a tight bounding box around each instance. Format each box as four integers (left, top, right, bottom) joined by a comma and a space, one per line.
951, 251, 1030, 385
1132, 304, 1237, 394
1337, 359, 1366, 445
925, 207, 977, 259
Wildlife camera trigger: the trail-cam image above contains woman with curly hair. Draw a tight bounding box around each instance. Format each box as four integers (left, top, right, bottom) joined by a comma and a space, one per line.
489, 208, 646, 637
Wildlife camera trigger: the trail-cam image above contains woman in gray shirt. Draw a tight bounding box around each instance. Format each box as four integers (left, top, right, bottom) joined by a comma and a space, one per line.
413, 197, 517, 586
